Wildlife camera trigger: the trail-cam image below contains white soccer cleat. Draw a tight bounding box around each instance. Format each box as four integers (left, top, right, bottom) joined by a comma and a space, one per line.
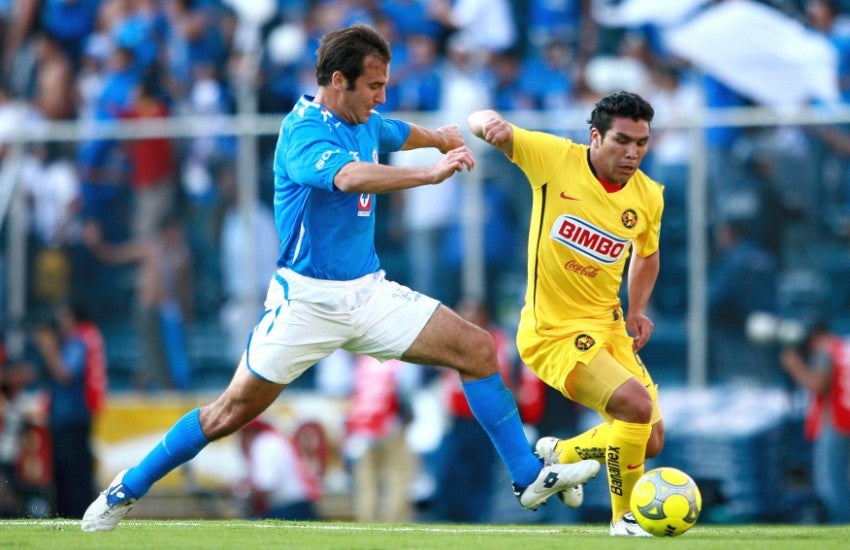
81, 469, 138, 532
534, 436, 561, 465
558, 484, 584, 509
535, 436, 585, 508
610, 512, 653, 537
515, 459, 600, 510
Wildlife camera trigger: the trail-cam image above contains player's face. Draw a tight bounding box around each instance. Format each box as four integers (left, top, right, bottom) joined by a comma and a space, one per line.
590, 117, 650, 186
339, 55, 389, 124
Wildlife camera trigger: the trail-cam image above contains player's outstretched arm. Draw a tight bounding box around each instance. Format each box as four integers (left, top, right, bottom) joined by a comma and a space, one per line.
467, 109, 514, 158
402, 123, 465, 153
334, 146, 475, 194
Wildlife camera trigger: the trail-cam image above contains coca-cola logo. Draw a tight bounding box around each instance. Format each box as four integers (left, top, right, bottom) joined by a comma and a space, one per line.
565, 260, 600, 278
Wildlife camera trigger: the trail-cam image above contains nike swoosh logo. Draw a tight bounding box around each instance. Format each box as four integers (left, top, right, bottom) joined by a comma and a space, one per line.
560, 192, 579, 200
627, 462, 644, 470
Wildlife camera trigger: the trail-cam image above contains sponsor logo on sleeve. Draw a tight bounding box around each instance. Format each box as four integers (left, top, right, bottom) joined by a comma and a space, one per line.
315, 149, 340, 170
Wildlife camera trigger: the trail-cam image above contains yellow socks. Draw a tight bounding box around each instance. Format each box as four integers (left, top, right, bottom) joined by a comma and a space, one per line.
553, 420, 652, 522
606, 419, 651, 523
554, 423, 610, 464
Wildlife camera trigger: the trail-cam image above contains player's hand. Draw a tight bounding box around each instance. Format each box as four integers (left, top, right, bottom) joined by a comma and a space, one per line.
626, 312, 654, 352
431, 146, 475, 182
434, 124, 465, 153
479, 116, 512, 148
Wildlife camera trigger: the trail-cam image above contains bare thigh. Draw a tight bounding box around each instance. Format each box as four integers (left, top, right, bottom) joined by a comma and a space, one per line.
401, 305, 497, 381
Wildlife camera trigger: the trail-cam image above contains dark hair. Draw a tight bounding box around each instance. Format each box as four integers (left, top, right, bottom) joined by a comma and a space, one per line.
587, 91, 654, 137
315, 24, 392, 90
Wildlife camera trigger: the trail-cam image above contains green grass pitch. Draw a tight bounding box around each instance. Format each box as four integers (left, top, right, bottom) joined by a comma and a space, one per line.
2, 520, 849, 549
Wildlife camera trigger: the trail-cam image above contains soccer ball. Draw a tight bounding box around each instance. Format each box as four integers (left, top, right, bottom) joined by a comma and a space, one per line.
630, 467, 702, 537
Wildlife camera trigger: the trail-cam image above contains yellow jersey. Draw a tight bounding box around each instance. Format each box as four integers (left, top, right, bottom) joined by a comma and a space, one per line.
511, 125, 664, 338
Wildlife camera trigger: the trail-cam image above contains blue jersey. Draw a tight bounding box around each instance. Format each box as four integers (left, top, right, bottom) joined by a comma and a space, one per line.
272, 95, 410, 280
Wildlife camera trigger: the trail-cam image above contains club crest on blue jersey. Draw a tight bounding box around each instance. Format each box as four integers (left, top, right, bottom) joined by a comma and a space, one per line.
358, 194, 373, 217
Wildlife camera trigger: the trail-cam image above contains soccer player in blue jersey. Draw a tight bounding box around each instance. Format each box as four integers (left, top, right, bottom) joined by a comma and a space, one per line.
81, 24, 599, 532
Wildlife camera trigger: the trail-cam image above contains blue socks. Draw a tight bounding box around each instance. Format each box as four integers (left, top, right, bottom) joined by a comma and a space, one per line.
121, 408, 209, 498
462, 373, 540, 487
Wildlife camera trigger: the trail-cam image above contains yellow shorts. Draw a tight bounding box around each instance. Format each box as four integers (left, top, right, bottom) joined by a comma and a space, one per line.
518, 325, 661, 424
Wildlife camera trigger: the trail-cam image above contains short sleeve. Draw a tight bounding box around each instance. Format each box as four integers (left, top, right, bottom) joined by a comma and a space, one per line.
281, 118, 354, 191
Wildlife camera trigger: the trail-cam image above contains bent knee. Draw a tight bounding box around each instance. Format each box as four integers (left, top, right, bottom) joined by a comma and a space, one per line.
607, 380, 654, 423
631, 397, 654, 424
459, 327, 498, 379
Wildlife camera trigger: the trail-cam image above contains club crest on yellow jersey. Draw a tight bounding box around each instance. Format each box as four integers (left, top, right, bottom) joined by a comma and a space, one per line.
621, 209, 638, 229
575, 333, 596, 351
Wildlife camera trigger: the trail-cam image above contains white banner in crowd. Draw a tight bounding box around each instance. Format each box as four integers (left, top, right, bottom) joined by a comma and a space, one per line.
592, 0, 709, 27
662, 0, 840, 109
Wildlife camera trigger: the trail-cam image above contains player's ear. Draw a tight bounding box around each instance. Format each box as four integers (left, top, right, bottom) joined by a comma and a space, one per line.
331, 71, 347, 91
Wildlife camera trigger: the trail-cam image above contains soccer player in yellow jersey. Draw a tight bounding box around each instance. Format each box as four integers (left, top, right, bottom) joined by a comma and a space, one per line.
468, 91, 664, 537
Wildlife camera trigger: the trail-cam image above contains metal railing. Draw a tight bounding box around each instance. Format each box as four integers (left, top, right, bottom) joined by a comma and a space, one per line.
5, 102, 850, 385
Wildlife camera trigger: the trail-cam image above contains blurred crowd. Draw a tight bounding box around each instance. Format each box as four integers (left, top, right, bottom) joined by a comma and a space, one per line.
0, 0, 849, 384
2, 0, 850, 521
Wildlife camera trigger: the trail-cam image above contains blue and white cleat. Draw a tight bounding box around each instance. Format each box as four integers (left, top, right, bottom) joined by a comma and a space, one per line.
81, 469, 138, 532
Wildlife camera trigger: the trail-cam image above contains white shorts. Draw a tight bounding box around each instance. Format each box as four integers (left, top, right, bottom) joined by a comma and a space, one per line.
242, 268, 440, 384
